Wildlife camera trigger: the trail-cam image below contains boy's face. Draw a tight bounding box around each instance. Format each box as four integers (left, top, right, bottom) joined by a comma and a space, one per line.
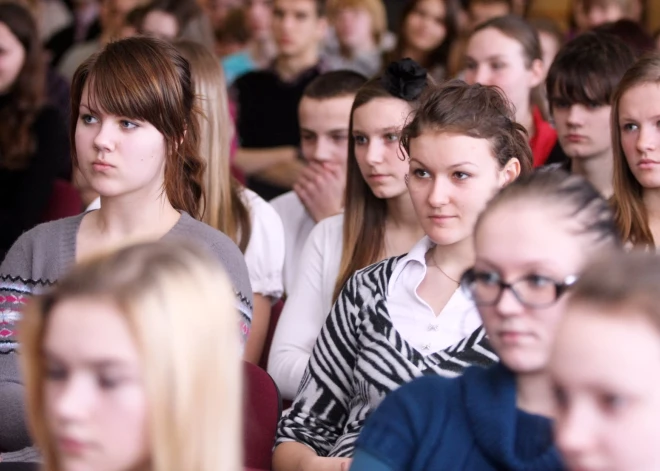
468, 1, 511, 29
272, 0, 327, 58
551, 97, 613, 161
298, 95, 354, 170
585, 2, 625, 28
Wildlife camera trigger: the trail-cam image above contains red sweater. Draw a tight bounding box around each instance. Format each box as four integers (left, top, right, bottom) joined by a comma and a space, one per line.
529, 107, 557, 168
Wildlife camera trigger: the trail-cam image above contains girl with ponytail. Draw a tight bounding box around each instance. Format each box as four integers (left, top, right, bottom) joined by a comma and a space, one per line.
0, 36, 252, 462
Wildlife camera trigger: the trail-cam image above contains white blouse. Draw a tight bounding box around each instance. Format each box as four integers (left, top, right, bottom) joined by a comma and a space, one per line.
387, 236, 482, 355
242, 188, 285, 300
270, 191, 317, 295
267, 213, 343, 400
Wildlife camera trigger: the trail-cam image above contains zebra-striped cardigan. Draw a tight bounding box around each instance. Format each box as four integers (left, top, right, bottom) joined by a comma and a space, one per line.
275, 254, 498, 457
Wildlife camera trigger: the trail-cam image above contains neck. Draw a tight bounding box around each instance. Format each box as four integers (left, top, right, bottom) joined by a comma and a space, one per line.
517, 105, 534, 137
516, 369, 555, 418
275, 48, 319, 81
400, 46, 429, 67
341, 38, 376, 59
428, 236, 475, 280
248, 37, 275, 68
385, 191, 421, 230
570, 151, 614, 198
95, 191, 180, 241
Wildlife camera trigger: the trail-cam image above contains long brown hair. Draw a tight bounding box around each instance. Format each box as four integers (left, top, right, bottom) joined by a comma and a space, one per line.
611, 53, 660, 248
70, 36, 205, 218
175, 39, 251, 252
470, 15, 548, 120
0, 2, 45, 170
332, 73, 430, 301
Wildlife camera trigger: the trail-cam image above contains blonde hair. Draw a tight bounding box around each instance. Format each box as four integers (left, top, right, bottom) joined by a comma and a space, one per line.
20, 241, 242, 471
327, 0, 387, 43
175, 39, 251, 252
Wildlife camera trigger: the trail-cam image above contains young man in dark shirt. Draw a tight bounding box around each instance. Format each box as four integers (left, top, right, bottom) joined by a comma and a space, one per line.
233, 0, 328, 200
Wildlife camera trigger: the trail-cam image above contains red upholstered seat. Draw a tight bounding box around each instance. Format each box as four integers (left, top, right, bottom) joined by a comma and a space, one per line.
243, 361, 282, 470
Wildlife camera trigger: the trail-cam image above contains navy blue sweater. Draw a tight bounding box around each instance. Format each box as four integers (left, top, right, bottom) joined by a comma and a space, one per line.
351, 364, 566, 471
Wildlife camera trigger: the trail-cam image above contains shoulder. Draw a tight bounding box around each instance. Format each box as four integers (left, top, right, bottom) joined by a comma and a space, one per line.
234, 70, 276, 91
0, 214, 82, 283
305, 213, 344, 252
311, 213, 344, 238
271, 191, 304, 219
243, 188, 283, 228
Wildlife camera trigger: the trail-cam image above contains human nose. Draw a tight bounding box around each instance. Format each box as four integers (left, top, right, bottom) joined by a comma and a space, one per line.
92, 121, 117, 153
427, 177, 450, 207
555, 403, 596, 464
312, 138, 332, 163
495, 284, 525, 317
52, 374, 96, 425
363, 140, 385, 165
566, 104, 585, 127
636, 125, 658, 154
474, 65, 494, 86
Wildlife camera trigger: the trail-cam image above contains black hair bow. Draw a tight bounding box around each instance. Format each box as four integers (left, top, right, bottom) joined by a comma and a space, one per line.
381, 58, 428, 101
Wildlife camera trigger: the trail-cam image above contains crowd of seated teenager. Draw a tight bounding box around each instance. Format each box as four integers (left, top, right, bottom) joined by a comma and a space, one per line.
2, 0, 660, 470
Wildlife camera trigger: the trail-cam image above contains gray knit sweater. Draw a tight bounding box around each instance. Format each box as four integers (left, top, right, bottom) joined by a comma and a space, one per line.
0, 211, 253, 461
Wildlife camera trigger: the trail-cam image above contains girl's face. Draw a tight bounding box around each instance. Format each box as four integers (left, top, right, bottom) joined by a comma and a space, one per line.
246, 0, 273, 40
75, 83, 169, 201
465, 27, 543, 116
552, 307, 660, 471
43, 297, 149, 471
472, 202, 585, 373
0, 21, 25, 94
352, 97, 411, 199
407, 132, 517, 246
618, 82, 660, 190
403, 0, 447, 54
334, 7, 374, 50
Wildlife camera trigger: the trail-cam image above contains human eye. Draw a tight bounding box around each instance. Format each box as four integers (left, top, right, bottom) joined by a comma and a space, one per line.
120, 120, 139, 130
44, 361, 68, 382
80, 114, 98, 125
599, 392, 627, 413
551, 98, 570, 110
453, 171, 470, 180
491, 61, 506, 70
331, 133, 348, 143
621, 122, 638, 132
465, 59, 477, 71
552, 384, 569, 411
353, 133, 368, 145
586, 101, 602, 110
384, 132, 399, 143
473, 270, 500, 286
523, 274, 554, 289
412, 168, 430, 179
300, 132, 316, 143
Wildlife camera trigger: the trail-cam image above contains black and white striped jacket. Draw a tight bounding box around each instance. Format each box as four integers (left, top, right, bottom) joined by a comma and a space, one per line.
275, 254, 498, 457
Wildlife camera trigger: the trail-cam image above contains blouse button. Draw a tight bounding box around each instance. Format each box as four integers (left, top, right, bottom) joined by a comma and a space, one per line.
427, 324, 439, 331
422, 343, 431, 351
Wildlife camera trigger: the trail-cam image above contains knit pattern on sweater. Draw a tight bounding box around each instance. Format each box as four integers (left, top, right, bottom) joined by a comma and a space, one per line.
275, 255, 497, 457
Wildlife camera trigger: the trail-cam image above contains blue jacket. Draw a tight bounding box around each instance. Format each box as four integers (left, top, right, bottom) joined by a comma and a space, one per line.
351, 364, 565, 471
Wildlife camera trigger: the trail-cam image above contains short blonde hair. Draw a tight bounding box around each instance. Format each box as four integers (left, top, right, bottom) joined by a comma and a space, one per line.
328, 0, 387, 43
20, 241, 242, 471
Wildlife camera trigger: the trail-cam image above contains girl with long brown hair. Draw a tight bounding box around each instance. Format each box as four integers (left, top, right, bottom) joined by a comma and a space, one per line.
273, 77, 531, 471
0, 36, 251, 462
268, 60, 428, 402
0, 2, 70, 260
176, 39, 284, 364
611, 52, 660, 248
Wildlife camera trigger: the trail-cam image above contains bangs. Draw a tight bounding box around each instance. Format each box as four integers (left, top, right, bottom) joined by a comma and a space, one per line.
551, 70, 613, 106
77, 39, 183, 128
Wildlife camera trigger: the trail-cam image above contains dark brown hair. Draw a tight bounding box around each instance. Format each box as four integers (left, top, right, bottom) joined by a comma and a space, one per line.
568, 251, 660, 333
611, 52, 660, 248
0, 2, 45, 170
332, 73, 432, 301
402, 80, 534, 175
546, 31, 635, 109
70, 36, 205, 218
387, 0, 460, 73
478, 169, 621, 248
302, 70, 367, 100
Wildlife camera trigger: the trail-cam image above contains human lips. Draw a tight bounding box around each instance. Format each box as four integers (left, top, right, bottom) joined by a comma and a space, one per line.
637, 158, 660, 170
564, 133, 587, 143
57, 436, 91, 455
497, 329, 533, 345
92, 160, 114, 172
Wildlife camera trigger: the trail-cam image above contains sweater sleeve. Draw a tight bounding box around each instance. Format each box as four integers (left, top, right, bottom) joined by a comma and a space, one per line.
267, 219, 335, 400
352, 376, 452, 471
274, 269, 363, 456
0, 106, 71, 257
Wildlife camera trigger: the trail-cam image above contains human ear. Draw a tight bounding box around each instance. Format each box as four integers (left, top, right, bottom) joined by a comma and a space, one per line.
528, 58, 545, 89
499, 158, 521, 187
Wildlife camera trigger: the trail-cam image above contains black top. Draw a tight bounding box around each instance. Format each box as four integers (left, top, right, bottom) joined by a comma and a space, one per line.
233, 65, 321, 201
0, 96, 71, 259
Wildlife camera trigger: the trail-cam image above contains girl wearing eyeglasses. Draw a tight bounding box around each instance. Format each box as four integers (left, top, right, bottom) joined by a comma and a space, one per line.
349, 170, 621, 471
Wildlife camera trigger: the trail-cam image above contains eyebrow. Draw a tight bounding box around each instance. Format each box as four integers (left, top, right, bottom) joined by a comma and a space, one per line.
619, 114, 660, 122
466, 54, 507, 62
43, 350, 129, 369
352, 126, 400, 134
409, 158, 479, 169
